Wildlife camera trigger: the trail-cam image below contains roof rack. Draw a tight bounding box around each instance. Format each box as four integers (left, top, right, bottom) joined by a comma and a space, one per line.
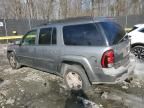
39, 16, 115, 26
48, 16, 93, 24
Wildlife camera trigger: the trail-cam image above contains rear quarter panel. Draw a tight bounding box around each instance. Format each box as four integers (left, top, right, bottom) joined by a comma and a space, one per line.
60, 46, 111, 82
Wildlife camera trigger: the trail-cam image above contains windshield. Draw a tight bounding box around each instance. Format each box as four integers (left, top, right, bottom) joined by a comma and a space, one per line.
128, 26, 138, 32
100, 22, 126, 45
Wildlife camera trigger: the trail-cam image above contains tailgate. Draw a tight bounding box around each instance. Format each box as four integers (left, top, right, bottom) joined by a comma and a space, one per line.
112, 40, 130, 68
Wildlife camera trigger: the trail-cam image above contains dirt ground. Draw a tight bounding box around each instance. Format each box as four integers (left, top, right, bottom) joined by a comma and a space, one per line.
0, 44, 144, 108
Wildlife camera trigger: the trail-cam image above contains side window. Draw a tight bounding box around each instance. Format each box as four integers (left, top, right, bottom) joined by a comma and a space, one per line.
63, 23, 105, 46
100, 22, 125, 45
139, 28, 144, 33
39, 28, 57, 45
22, 30, 37, 45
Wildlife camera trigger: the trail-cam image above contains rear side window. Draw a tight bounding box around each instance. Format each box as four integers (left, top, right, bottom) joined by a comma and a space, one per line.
39, 28, 56, 45
100, 22, 126, 45
139, 28, 144, 33
63, 23, 106, 46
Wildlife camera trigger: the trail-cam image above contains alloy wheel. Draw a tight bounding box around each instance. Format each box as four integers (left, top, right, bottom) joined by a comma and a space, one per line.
132, 46, 144, 60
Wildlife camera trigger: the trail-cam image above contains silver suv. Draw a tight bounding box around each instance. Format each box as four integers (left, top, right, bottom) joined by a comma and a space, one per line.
7, 17, 135, 90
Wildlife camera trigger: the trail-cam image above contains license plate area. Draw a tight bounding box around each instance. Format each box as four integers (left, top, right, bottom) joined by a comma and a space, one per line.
114, 56, 129, 68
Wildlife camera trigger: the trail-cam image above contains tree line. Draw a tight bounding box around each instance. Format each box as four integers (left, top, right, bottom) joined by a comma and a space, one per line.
0, 0, 144, 20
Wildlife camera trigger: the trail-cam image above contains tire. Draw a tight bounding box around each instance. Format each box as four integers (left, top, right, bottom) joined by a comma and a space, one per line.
8, 52, 21, 69
131, 45, 144, 61
63, 64, 91, 90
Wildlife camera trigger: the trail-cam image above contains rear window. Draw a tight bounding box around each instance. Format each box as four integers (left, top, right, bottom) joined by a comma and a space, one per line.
63, 23, 106, 46
100, 22, 126, 45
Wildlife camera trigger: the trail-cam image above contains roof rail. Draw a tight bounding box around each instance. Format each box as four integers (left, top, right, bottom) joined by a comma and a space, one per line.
47, 16, 93, 24
38, 16, 115, 26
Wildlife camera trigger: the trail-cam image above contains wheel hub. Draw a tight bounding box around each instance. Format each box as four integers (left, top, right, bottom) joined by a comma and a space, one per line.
66, 72, 82, 90
9, 56, 16, 67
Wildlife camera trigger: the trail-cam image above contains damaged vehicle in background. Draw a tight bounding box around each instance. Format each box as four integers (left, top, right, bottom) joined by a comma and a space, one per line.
7, 17, 135, 90
128, 24, 144, 60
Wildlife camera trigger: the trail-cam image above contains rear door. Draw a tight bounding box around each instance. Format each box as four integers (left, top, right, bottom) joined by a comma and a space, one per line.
34, 27, 59, 73
100, 22, 130, 67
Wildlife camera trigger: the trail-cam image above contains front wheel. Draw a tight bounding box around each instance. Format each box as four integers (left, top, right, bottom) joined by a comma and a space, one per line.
8, 52, 21, 69
131, 45, 144, 61
63, 65, 91, 90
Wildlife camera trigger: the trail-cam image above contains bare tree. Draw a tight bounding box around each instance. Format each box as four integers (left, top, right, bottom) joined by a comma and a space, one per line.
59, 0, 68, 19
0, 0, 144, 20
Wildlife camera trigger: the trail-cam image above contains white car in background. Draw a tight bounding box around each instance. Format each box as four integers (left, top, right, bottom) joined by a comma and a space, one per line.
128, 24, 144, 60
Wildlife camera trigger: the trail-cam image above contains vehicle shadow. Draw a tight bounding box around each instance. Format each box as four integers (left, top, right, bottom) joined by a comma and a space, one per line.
0, 78, 3, 84
64, 89, 88, 108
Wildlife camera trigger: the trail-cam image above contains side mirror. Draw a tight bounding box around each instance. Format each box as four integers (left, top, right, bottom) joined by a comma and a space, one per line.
14, 40, 21, 45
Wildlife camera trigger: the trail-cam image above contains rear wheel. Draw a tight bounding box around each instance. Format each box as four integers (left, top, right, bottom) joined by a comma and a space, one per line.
63, 64, 91, 90
131, 45, 144, 61
8, 52, 21, 69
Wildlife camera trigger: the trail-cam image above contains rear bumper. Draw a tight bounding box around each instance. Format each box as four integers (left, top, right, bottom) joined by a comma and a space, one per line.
114, 61, 135, 83
92, 59, 135, 84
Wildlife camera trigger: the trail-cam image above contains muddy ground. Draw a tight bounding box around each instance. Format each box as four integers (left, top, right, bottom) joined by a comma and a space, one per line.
0, 44, 144, 108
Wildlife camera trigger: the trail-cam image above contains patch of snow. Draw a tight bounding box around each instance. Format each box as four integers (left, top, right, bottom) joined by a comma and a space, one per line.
122, 85, 129, 89
0, 80, 11, 88
5, 98, 15, 105
130, 54, 144, 80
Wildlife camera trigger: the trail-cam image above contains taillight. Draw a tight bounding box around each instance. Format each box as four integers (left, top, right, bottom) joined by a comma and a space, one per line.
101, 49, 114, 68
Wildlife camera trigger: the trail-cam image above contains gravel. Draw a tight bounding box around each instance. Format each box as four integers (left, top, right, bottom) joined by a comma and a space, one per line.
0, 44, 144, 108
